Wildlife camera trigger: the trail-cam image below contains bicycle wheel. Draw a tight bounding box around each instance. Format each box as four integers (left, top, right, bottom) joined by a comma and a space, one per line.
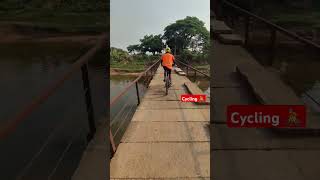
165, 75, 169, 95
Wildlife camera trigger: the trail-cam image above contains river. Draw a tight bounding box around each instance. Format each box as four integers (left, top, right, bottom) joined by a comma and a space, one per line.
1, 39, 317, 179
0, 42, 107, 180
0, 41, 211, 179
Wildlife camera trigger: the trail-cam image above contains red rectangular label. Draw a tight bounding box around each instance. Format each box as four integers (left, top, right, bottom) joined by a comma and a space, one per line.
227, 105, 306, 128
181, 94, 206, 102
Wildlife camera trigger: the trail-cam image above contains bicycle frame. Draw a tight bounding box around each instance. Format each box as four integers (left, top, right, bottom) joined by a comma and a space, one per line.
164, 69, 171, 95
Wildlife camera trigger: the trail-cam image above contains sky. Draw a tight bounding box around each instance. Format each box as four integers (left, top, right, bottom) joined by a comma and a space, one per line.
110, 0, 210, 50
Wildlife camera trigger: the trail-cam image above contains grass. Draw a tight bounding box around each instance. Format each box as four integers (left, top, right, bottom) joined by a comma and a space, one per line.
110, 54, 160, 73
256, 3, 320, 29
110, 60, 146, 72
270, 12, 320, 29
194, 64, 210, 70
0, 9, 107, 33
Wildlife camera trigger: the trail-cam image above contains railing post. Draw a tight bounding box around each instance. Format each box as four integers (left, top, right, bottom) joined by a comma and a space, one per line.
135, 82, 140, 105
230, 14, 235, 27
212, 0, 220, 19
147, 71, 150, 85
81, 64, 96, 141
186, 66, 189, 76
244, 15, 250, 47
269, 29, 277, 66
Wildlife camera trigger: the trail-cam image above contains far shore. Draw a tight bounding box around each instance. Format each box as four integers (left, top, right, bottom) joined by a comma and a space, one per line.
0, 22, 103, 44
110, 68, 141, 76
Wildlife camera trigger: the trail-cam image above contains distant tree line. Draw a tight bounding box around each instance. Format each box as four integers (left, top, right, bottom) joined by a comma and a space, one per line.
127, 34, 164, 55
126, 16, 209, 57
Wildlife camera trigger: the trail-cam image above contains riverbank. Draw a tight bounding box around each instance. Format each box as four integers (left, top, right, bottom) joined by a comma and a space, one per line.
0, 6, 107, 43
0, 21, 104, 44
194, 64, 210, 75
110, 58, 150, 76
0, 8, 106, 33
110, 68, 141, 76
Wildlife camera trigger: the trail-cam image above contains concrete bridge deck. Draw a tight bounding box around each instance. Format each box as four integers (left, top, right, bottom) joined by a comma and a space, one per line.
110, 65, 210, 179
211, 16, 320, 180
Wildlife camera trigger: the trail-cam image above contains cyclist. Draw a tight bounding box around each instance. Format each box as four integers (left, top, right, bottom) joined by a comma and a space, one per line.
161, 47, 175, 85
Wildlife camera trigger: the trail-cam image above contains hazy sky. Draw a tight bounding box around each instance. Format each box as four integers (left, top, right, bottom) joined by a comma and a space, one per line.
111, 0, 210, 50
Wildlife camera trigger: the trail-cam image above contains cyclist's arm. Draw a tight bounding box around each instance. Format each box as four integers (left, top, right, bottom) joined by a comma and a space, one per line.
161, 56, 163, 66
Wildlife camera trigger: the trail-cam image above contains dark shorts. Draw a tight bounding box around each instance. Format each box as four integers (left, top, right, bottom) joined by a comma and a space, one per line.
163, 66, 171, 72
163, 66, 171, 76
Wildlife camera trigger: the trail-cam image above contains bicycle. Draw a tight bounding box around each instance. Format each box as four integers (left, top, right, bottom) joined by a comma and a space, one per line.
164, 68, 171, 95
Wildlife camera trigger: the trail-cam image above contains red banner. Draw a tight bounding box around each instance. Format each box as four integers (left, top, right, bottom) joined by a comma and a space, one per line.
181, 94, 206, 103
227, 105, 306, 128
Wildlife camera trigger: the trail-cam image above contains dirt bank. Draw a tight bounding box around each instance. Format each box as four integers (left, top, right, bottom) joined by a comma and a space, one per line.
0, 22, 102, 44
110, 68, 141, 76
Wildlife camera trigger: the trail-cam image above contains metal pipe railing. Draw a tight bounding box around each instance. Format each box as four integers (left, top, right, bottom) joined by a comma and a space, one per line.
175, 59, 211, 79
0, 34, 108, 140
221, 0, 320, 50
110, 59, 160, 106
109, 59, 160, 154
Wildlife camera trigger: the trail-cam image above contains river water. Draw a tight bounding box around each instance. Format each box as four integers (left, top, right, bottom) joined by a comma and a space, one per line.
0, 41, 210, 179
5, 39, 317, 179
0, 42, 107, 180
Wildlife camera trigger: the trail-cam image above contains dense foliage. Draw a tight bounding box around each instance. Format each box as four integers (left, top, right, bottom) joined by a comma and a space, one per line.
110, 47, 131, 63
126, 16, 210, 64
139, 34, 164, 55
162, 16, 209, 55
127, 35, 164, 55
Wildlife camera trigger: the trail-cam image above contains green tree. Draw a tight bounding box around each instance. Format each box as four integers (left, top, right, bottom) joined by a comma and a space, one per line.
127, 44, 141, 54
162, 16, 209, 55
139, 34, 164, 55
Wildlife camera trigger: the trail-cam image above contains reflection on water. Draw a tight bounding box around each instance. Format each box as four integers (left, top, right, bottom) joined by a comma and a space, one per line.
110, 75, 147, 145
278, 60, 320, 111
188, 75, 210, 97
245, 41, 320, 110
110, 76, 137, 98
0, 43, 106, 179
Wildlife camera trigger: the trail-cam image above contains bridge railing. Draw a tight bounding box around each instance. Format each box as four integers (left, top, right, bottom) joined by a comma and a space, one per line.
217, 0, 320, 66
0, 34, 108, 179
216, 1, 320, 107
110, 59, 160, 155
175, 59, 211, 80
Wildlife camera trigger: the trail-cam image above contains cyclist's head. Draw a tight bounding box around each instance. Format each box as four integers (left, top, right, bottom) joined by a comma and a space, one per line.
165, 47, 171, 53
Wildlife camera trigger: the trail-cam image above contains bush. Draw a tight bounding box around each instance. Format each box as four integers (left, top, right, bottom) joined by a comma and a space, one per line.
180, 49, 208, 65
110, 47, 131, 63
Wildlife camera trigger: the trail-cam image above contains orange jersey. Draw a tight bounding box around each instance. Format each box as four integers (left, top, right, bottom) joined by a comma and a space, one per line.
161, 53, 175, 69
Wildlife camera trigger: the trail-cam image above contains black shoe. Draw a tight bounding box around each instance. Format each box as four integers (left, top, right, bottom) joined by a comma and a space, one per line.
163, 79, 165, 82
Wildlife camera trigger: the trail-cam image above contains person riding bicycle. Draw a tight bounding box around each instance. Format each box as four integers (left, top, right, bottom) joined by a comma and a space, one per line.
161, 47, 175, 85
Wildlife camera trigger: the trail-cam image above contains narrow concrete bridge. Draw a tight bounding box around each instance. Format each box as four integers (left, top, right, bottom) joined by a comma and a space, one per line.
109, 65, 210, 179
